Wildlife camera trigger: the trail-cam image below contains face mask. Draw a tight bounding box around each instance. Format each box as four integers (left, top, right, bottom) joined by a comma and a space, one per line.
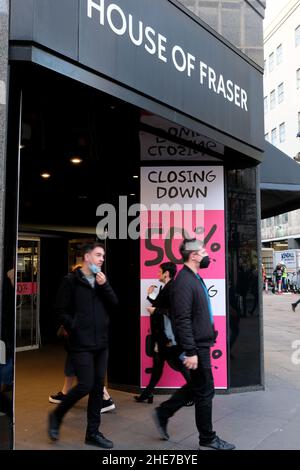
200, 256, 211, 269
89, 264, 101, 274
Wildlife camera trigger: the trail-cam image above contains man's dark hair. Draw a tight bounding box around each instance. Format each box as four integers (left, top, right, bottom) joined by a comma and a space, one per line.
179, 238, 203, 262
81, 242, 105, 256
160, 262, 177, 279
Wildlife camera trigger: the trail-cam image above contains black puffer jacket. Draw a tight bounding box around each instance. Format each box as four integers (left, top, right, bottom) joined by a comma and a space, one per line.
170, 265, 215, 356
55, 268, 118, 351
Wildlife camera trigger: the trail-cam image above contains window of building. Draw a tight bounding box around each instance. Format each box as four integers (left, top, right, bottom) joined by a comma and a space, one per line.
297, 69, 300, 89
271, 128, 277, 145
264, 96, 268, 113
296, 25, 300, 47
269, 52, 274, 72
278, 83, 284, 103
264, 132, 269, 141
276, 44, 283, 64
270, 89, 276, 109
279, 122, 285, 143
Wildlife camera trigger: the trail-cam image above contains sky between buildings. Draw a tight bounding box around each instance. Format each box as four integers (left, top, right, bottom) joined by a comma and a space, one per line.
264, 0, 296, 28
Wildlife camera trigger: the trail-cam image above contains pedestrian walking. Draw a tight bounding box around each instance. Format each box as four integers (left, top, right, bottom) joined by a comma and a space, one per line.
152, 238, 235, 450
48, 242, 118, 448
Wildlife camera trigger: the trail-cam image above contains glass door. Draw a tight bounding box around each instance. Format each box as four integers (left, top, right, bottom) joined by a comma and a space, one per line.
16, 238, 40, 351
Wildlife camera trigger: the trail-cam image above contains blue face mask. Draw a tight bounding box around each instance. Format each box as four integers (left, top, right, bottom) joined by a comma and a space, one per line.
89, 264, 101, 274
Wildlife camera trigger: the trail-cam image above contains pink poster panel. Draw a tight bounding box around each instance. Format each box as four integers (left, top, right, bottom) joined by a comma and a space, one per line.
140, 316, 227, 389
140, 166, 227, 389
140, 210, 225, 279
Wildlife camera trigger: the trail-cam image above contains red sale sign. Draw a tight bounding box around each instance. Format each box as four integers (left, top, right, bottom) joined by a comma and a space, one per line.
140, 166, 227, 389
17, 282, 38, 295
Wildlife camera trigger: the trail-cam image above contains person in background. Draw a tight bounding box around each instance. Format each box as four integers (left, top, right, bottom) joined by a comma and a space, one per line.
134, 262, 191, 404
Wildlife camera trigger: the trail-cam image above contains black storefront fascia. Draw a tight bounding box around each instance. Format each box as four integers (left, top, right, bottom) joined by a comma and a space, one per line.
260, 142, 300, 219
2, 0, 265, 424
9, 0, 264, 163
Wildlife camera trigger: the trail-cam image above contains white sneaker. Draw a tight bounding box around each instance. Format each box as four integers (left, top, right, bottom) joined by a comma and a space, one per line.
101, 398, 116, 413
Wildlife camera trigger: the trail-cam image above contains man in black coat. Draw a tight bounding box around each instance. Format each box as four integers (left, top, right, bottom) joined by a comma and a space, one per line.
153, 238, 235, 450
48, 242, 118, 449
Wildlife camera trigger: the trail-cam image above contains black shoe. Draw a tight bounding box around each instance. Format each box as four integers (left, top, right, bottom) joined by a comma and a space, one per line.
49, 391, 66, 404
152, 407, 169, 440
85, 432, 114, 449
48, 411, 61, 441
185, 400, 194, 407
292, 303, 296, 312
134, 391, 154, 404
200, 436, 235, 450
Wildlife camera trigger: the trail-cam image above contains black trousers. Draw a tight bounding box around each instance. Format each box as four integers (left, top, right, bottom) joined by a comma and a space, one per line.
54, 348, 108, 434
146, 346, 190, 393
158, 347, 216, 444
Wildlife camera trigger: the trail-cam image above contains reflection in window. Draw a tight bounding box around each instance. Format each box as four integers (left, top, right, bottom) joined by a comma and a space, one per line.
227, 168, 261, 387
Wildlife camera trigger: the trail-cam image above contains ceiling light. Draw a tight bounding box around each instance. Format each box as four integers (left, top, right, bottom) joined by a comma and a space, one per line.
133, 175, 139, 179
70, 157, 83, 164
19, 144, 25, 150
40, 172, 51, 179
130, 193, 136, 196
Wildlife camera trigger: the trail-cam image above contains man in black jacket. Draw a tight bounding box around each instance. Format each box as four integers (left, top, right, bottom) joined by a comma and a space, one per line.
153, 238, 235, 450
48, 242, 118, 449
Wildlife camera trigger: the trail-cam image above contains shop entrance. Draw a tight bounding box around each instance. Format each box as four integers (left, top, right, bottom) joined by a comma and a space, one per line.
14, 62, 141, 395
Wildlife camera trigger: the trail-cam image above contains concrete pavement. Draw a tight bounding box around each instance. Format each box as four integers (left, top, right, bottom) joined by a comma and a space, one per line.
15, 291, 300, 450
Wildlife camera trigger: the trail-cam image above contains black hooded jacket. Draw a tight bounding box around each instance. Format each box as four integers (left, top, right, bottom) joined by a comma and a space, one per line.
170, 265, 215, 356
55, 268, 118, 351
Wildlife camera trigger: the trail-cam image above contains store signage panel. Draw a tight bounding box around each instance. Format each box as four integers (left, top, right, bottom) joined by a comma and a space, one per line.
140, 166, 227, 389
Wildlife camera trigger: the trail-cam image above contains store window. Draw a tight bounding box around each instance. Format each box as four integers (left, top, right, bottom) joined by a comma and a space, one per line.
297, 68, 300, 89
295, 25, 300, 47
270, 90, 276, 110
279, 122, 285, 143
264, 96, 268, 114
271, 128, 277, 146
276, 44, 283, 65
278, 83, 284, 104
269, 52, 274, 72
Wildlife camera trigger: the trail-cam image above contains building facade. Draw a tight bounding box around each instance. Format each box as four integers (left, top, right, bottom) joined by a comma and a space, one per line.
0, 0, 266, 449
262, 0, 300, 249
